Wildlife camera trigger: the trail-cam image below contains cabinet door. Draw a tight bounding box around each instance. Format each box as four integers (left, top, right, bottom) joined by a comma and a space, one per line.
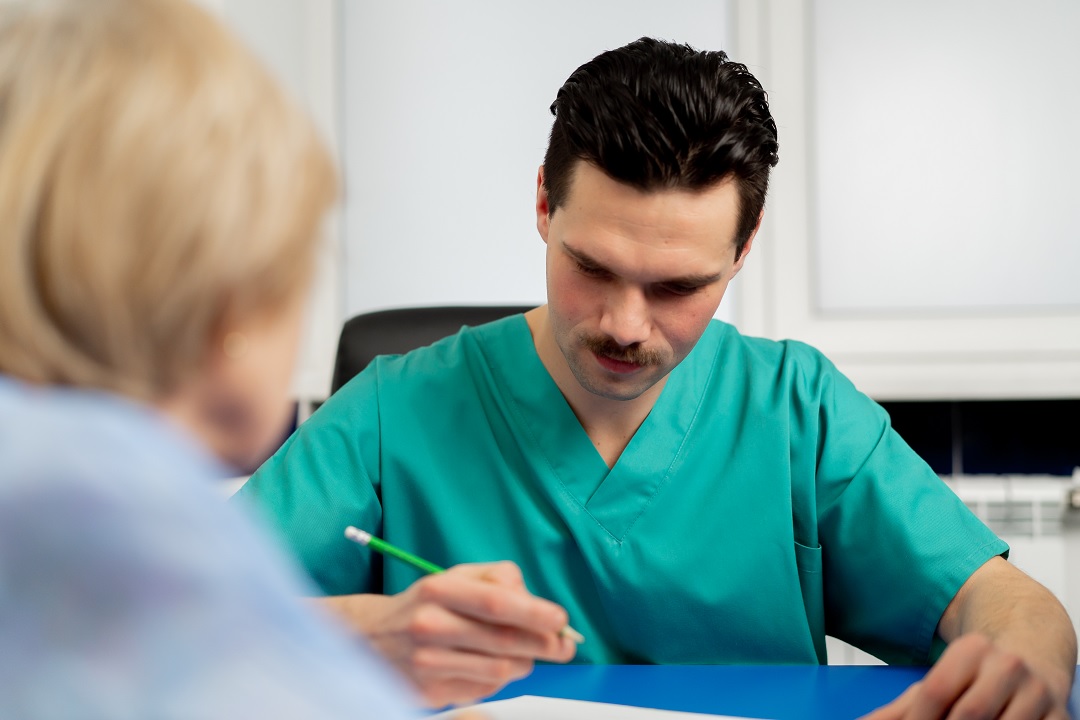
732, 0, 1080, 400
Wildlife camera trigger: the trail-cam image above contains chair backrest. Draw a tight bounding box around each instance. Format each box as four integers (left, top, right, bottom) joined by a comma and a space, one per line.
330, 305, 532, 395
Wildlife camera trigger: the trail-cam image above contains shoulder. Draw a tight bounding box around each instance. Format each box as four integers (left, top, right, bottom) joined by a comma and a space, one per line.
0, 380, 220, 507
702, 323, 882, 429
0, 381, 274, 599
378, 313, 526, 374
0, 382, 239, 572
329, 313, 528, 403
706, 322, 841, 389
270, 314, 530, 480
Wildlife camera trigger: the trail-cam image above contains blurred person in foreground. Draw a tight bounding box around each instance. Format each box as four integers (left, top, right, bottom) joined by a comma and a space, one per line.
0, 0, 416, 716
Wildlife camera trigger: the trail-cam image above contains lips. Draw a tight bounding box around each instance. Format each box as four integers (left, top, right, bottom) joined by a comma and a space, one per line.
594, 351, 642, 374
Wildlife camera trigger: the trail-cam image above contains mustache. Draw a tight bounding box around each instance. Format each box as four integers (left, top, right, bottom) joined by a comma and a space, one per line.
581, 334, 664, 366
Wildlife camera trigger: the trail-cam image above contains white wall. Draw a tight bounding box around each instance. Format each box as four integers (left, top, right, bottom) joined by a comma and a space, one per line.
340, 1, 735, 319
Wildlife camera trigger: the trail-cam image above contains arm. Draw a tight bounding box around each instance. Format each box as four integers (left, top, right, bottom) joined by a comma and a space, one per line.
314, 561, 577, 709
939, 557, 1076, 701
241, 366, 576, 706
864, 556, 1076, 720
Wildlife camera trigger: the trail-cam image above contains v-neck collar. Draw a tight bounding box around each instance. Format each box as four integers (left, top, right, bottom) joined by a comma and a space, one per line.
480, 316, 725, 542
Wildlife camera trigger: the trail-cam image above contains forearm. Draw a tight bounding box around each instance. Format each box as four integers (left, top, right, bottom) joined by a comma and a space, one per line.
939, 557, 1077, 701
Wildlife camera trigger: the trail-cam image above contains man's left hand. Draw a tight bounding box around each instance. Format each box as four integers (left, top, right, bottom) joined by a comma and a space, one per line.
861, 633, 1070, 720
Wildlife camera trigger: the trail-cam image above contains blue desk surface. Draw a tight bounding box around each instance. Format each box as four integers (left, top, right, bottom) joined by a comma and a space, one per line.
487, 665, 1080, 719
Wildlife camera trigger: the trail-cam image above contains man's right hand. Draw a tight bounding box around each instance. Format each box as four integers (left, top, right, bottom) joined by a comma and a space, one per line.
321, 561, 578, 708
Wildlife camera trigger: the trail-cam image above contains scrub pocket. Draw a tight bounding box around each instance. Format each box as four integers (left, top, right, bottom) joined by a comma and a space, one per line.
794, 540, 826, 663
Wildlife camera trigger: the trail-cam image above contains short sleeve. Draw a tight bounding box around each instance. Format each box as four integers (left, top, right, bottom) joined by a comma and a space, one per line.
791, 345, 1009, 664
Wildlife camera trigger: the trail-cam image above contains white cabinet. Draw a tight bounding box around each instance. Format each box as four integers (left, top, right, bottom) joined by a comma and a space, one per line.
731, 0, 1080, 400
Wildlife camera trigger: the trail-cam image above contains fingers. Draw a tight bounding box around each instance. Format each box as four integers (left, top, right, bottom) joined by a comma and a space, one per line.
858, 681, 920, 720
417, 564, 572, 639
418, 676, 507, 709
942, 650, 1030, 720
407, 639, 533, 708
408, 581, 575, 662
412, 644, 533, 686
448, 711, 495, 720
998, 676, 1057, 720
860, 634, 1067, 720
902, 635, 989, 718
378, 562, 579, 707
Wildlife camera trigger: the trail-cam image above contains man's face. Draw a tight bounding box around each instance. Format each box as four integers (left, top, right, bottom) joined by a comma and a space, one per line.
536, 161, 755, 403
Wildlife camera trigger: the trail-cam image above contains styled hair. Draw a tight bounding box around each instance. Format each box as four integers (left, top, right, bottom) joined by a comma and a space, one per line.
543, 37, 779, 257
0, 0, 337, 401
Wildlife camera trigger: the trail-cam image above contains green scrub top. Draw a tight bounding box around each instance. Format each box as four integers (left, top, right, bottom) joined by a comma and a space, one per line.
237, 316, 1007, 666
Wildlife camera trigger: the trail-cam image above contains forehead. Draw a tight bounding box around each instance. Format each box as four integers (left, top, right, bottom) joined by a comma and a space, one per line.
553, 162, 742, 274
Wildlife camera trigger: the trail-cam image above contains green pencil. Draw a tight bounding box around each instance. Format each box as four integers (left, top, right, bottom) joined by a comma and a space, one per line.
344, 526, 585, 644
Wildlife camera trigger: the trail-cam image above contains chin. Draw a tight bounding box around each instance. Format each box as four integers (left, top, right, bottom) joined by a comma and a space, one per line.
218, 428, 288, 475
594, 383, 654, 402
575, 369, 657, 402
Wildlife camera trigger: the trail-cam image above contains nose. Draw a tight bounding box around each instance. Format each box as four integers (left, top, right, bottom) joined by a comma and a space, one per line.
598, 285, 651, 347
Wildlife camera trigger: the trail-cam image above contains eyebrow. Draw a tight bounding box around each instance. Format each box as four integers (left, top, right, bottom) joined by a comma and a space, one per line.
563, 243, 726, 287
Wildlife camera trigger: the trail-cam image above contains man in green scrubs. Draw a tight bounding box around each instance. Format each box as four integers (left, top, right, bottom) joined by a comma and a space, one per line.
237, 38, 1076, 716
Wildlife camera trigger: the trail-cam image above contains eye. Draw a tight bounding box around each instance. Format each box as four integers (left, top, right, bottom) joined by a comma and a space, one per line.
656, 282, 702, 297
575, 261, 610, 279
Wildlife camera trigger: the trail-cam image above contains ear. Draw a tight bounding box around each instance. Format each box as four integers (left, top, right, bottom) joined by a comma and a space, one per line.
201, 309, 244, 379
197, 320, 231, 389
731, 210, 764, 276
536, 166, 551, 244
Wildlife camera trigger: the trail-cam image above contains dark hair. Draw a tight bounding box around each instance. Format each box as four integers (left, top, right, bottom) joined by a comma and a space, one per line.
543, 37, 779, 257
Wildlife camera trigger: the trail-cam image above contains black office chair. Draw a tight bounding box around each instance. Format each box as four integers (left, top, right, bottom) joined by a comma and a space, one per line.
330, 305, 533, 395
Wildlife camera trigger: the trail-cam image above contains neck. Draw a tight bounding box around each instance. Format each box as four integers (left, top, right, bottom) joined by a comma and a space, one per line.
525, 306, 664, 467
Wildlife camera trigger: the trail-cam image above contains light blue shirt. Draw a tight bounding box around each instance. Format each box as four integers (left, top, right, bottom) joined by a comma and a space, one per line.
0, 376, 418, 719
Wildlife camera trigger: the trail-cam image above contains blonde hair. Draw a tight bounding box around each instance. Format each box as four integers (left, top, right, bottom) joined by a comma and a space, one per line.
0, 0, 337, 400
